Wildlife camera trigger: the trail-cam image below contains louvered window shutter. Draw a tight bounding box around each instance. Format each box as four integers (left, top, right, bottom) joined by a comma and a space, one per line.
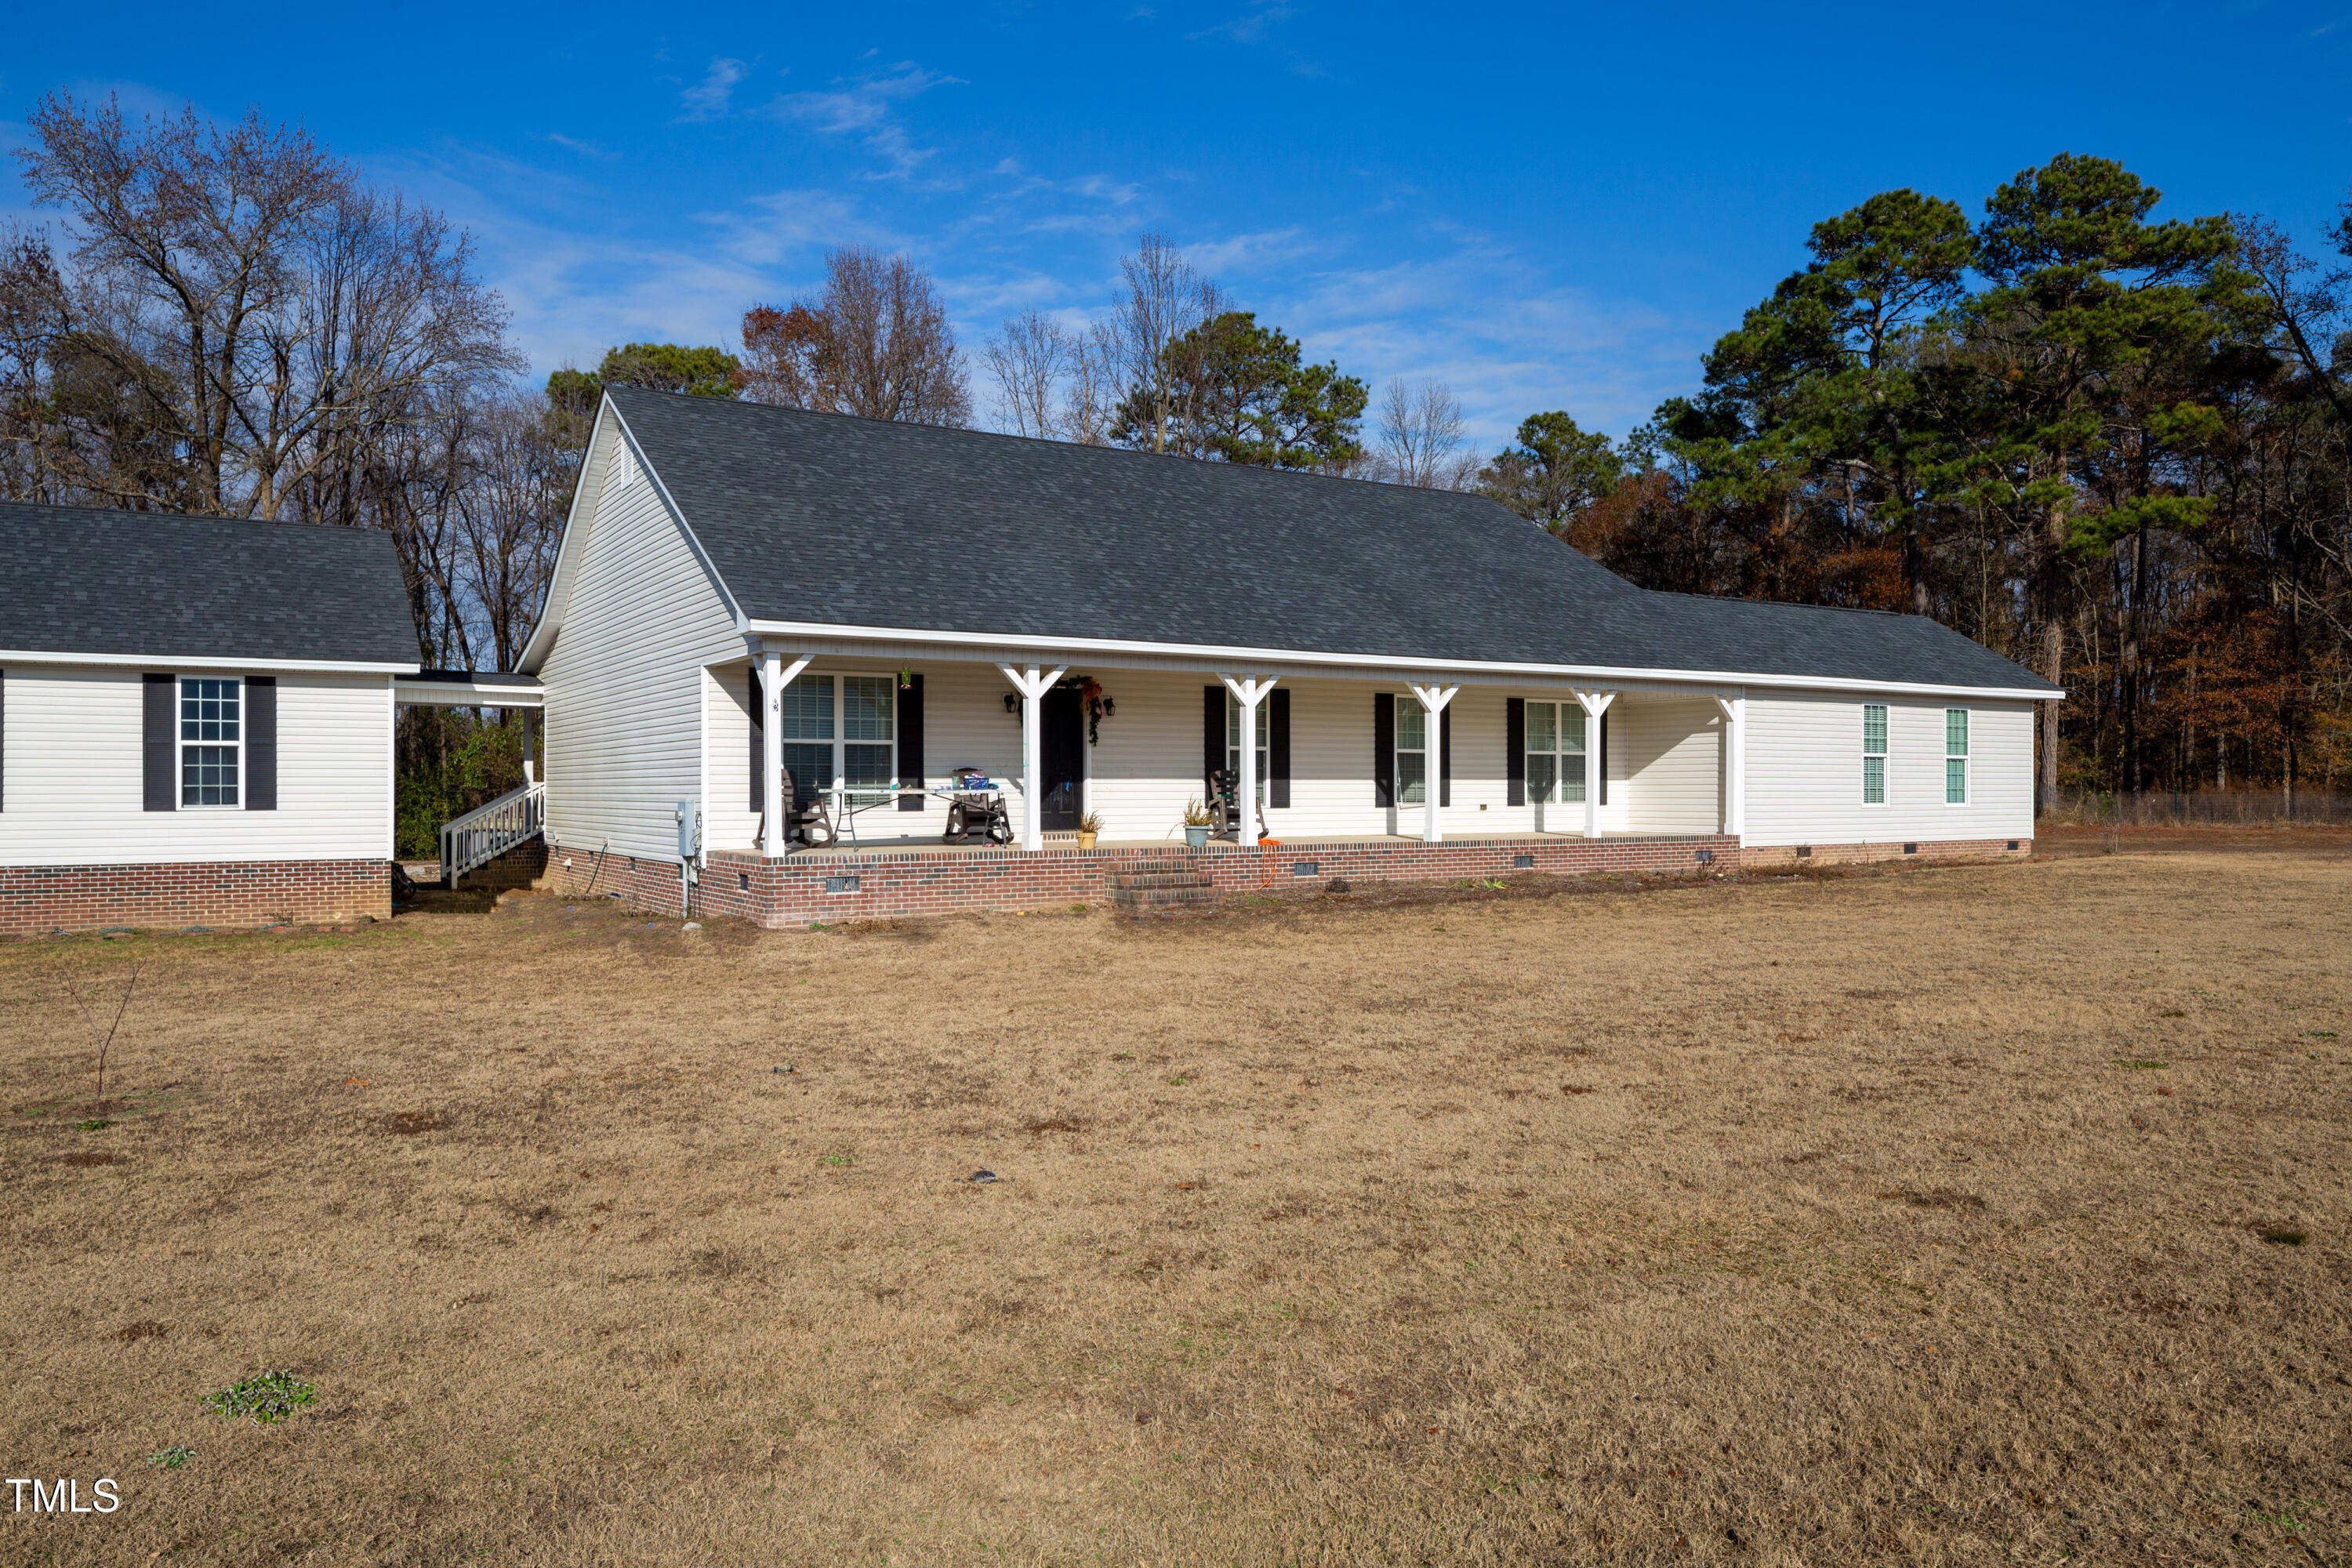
897, 673, 925, 810
1202, 687, 1221, 789
142, 674, 176, 811
244, 677, 278, 810
1268, 688, 1290, 809
1506, 698, 1525, 807
1597, 712, 1609, 805
749, 669, 764, 813
1372, 692, 1394, 808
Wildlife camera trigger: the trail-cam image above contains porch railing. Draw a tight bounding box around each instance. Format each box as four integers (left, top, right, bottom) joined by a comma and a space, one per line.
438, 767, 546, 886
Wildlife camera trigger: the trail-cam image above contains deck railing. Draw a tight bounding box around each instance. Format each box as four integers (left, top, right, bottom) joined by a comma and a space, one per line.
438, 768, 546, 886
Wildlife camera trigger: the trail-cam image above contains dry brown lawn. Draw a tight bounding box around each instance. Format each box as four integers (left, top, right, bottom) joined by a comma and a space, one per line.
2, 848, 2347, 1566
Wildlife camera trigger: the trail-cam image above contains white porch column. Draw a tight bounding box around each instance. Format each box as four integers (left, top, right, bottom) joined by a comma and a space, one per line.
1219, 674, 1279, 842
1573, 689, 1617, 840
1714, 692, 1746, 844
760, 649, 811, 855
996, 662, 1067, 851
1408, 682, 1459, 843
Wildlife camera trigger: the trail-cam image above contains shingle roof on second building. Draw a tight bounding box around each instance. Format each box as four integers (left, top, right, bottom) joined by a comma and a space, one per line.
604, 387, 2056, 694
0, 501, 419, 666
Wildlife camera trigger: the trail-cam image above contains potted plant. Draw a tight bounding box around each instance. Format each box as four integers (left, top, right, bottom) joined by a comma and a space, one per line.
1181, 799, 1212, 850
1075, 811, 1102, 851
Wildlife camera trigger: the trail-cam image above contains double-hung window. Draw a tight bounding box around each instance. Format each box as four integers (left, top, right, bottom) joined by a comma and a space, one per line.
780, 672, 896, 808
1861, 703, 1888, 805
1945, 709, 1969, 804
1394, 695, 1428, 805
1523, 701, 1588, 804
1225, 691, 1269, 805
180, 677, 241, 807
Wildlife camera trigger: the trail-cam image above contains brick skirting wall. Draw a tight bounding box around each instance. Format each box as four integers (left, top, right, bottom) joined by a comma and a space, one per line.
550, 833, 1749, 927
1742, 837, 2030, 868
0, 858, 393, 938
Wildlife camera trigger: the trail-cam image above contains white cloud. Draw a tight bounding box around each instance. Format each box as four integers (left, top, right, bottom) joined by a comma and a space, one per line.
759, 63, 960, 179
677, 57, 748, 122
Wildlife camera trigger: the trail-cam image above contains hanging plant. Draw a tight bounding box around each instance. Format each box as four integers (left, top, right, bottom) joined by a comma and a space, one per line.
1059, 674, 1116, 745
897, 666, 914, 690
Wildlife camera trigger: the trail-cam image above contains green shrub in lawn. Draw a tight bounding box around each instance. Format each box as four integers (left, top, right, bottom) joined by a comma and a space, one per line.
203, 1370, 316, 1425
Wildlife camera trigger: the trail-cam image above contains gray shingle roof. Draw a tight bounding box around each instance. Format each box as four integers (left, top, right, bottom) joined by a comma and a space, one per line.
0, 501, 418, 666
607, 387, 2057, 693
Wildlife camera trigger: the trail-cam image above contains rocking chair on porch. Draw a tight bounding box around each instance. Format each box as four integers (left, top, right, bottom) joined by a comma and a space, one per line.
772, 768, 837, 850
1204, 768, 1242, 840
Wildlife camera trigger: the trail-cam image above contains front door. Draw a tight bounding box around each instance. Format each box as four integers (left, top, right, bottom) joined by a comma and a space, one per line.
1040, 686, 1083, 831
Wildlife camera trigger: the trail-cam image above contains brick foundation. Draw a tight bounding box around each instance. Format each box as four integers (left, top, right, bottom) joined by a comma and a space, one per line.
550, 833, 1751, 927
0, 858, 394, 938
1741, 837, 2030, 867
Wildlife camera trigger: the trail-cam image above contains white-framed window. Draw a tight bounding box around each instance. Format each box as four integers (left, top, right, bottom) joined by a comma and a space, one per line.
1861, 702, 1888, 805
780, 672, 896, 807
1945, 709, 1969, 804
1225, 691, 1269, 805
180, 676, 241, 808
1395, 694, 1428, 805
1524, 700, 1588, 804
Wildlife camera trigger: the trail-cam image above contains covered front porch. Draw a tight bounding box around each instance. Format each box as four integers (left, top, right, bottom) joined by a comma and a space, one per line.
549, 639, 1752, 922
719, 646, 1747, 855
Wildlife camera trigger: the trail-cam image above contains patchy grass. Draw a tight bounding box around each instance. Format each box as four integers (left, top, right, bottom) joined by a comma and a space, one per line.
0, 851, 2346, 1564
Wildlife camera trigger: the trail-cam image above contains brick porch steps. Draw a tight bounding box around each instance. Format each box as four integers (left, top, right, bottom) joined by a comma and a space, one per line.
1110, 857, 1214, 913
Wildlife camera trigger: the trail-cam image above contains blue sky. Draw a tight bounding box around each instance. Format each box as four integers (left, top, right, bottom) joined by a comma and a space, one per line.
5, 2, 2348, 449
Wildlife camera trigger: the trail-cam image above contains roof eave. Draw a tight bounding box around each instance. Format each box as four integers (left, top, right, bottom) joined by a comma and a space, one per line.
739, 617, 2065, 702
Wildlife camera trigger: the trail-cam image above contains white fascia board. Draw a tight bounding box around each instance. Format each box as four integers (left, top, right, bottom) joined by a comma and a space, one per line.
742, 619, 2064, 703
0, 649, 410, 675
394, 678, 546, 708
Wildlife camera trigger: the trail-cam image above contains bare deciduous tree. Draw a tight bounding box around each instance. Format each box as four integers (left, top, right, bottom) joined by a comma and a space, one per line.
1375, 376, 1477, 489
739, 247, 969, 426
1058, 324, 1121, 446
982, 310, 1073, 438
1106, 233, 1219, 454
12, 92, 516, 520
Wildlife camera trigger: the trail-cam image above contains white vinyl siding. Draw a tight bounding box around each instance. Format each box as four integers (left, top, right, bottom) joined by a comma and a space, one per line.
539, 427, 744, 862
1619, 696, 1725, 835
0, 666, 390, 866
1744, 693, 2032, 848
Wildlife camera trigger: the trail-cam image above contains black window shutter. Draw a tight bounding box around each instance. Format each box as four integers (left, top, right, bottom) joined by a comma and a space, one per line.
143, 673, 176, 811
1268, 687, 1290, 809
897, 673, 925, 810
1598, 711, 1609, 805
244, 677, 278, 811
748, 668, 764, 813
1372, 692, 1394, 808
1203, 686, 1222, 789
1506, 698, 1525, 807
1439, 703, 1452, 808
0, 668, 5, 813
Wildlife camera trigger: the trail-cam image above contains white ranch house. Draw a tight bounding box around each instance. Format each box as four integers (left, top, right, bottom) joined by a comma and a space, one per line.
517, 390, 2056, 923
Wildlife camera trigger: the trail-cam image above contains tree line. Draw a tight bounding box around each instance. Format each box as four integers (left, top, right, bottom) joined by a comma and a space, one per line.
7, 92, 2347, 818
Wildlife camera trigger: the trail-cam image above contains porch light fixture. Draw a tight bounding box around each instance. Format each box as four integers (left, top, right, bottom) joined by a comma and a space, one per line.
1102, 697, 1115, 717
1004, 692, 1018, 714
